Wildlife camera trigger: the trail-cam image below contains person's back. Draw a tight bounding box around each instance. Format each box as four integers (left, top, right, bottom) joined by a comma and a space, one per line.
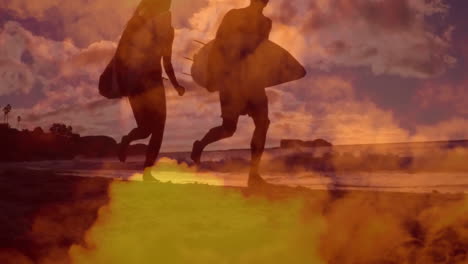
116, 9, 174, 95
207, 6, 272, 92
215, 7, 271, 63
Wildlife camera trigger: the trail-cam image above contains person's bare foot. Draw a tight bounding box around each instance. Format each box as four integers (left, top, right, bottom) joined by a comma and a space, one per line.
248, 172, 269, 188
118, 136, 130, 163
142, 167, 158, 182
191, 140, 203, 165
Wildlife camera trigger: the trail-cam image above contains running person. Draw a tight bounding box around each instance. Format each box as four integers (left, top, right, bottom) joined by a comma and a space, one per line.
117, 0, 185, 180
191, 0, 272, 187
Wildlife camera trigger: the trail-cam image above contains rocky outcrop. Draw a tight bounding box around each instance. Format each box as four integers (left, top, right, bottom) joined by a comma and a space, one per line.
127, 144, 148, 156
280, 139, 332, 149
76, 136, 118, 158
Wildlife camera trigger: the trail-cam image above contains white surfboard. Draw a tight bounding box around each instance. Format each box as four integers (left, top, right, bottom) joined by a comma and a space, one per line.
191, 40, 306, 92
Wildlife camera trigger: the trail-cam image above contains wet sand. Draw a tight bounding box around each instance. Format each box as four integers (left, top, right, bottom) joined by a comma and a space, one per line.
0, 169, 467, 264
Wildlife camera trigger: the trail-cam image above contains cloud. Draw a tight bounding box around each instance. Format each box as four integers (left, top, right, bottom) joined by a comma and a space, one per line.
265, 0, 456, 78
0, 59, 34, 96
266, 76, 412, 145
415, 80, 468, 116
0, 0, 135, 46
0, 22, 35, 95
166, 0, 456, 80
0, 22, 118, 110
1, 0, 456, 79
60, 40, 116, 77
413, 118, 468, 141
1, 0, 465, 152
0, 0, 210, 47
0, 22, 121, 136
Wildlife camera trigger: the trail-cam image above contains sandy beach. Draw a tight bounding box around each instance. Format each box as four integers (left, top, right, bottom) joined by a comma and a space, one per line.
1, 167, 467, 264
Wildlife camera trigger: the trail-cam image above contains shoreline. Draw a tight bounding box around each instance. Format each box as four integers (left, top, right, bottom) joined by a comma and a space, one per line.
2, 163, 468, 195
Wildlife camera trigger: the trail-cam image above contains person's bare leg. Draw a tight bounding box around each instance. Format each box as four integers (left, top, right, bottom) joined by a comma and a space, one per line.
142, 120, 165, 181
191, 117, 238, 164
118, 127, 151, 162
144, 121, 165, 168
248, 110, 270, 187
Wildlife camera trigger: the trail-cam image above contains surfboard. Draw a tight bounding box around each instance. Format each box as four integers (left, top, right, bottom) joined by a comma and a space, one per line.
191, 40, 306, 92
99, 57, 122, 99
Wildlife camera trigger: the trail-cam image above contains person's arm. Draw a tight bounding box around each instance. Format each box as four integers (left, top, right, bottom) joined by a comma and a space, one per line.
163, 55, 184, 96
162, 26, 185, 96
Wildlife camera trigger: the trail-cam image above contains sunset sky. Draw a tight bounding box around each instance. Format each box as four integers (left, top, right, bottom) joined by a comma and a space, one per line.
0, 0, 467, 152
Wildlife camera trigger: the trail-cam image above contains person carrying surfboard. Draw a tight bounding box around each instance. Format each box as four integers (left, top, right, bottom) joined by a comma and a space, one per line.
191, 0, 278, 187
116, 0, 185, 180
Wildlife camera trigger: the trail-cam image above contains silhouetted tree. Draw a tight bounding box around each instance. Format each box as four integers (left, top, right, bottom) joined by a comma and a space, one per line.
17, 116, 21, 129
3, 104, 12, 124
49, 123, 74, 138
33, 127, 44, 135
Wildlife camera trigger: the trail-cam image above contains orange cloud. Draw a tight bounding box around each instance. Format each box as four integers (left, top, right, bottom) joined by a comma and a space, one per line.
413, 118, 468, 142
265, 0, 455, 78
416, 81, 468, 116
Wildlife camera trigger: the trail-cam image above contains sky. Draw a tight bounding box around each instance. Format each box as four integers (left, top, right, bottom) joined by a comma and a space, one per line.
0, 0, 467, 152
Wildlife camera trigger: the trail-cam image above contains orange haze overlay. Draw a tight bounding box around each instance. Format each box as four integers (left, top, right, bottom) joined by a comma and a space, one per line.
0, 148, 467, 263
0, 0, 467, 263
61, 157, 468, 263
65, 158, 468, 264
